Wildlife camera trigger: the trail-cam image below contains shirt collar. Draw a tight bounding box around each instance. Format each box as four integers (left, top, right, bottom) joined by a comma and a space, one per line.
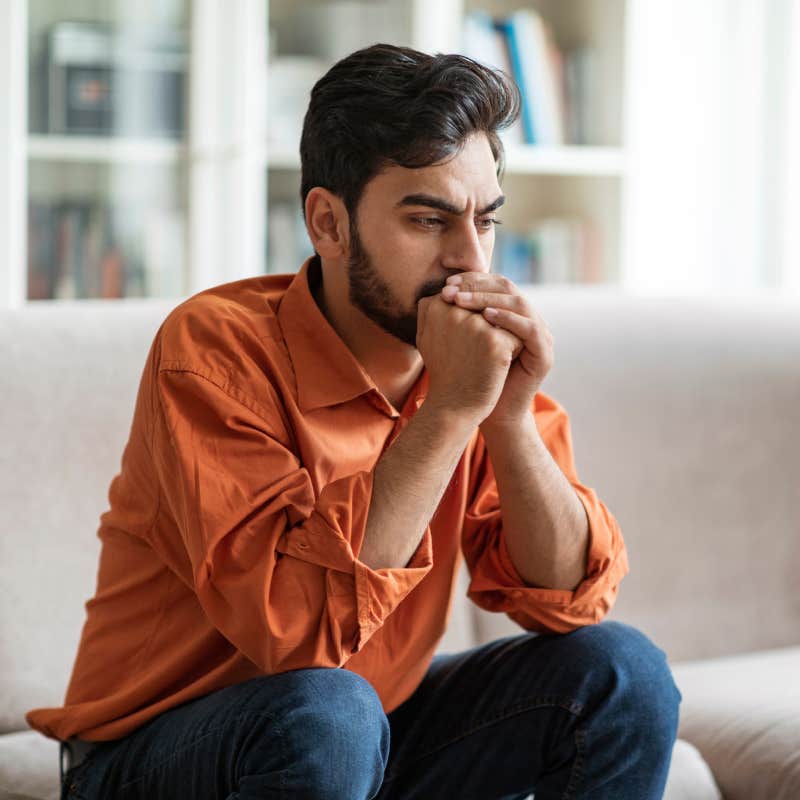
277, 254, 429, 416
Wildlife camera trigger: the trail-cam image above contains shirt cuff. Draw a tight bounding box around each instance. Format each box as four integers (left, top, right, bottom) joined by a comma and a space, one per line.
468, 484, 629, 633
353, 525, 433, 649
277, 470, 434, 653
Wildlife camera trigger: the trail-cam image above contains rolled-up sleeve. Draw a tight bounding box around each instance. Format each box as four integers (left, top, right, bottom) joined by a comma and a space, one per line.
152, 366, 433, 673
461, 392, 629, 634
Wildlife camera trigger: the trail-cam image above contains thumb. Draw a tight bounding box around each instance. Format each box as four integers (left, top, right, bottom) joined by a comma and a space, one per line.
497, 326, 525, 361
416, 296, 432, 342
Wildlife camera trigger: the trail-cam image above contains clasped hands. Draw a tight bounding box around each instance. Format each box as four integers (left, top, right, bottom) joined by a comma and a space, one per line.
439, 272, 554, 430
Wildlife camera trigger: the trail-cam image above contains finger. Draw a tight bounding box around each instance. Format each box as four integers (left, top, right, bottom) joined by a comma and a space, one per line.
442, 287, 529, 315
479, 313, 525, 359
482, 306, 543, 347
455, 290, 554, 342
416, 295, 433, 337
445, 272, 517, 294
500, 328, 525, 360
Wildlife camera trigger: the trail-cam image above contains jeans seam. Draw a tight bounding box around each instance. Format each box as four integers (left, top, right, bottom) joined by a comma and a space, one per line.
117, 710, 288, 794
561, 724, 587, 800
381, 693, 584, 784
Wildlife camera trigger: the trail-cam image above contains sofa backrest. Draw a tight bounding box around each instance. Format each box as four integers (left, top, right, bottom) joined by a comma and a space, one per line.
2, 287, 799, 734
1, 300, 175, 733
471, 288, 800, 665
0, 296, 474, 734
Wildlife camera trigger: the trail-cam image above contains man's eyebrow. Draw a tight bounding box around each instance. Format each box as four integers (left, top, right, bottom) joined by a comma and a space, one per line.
394, 193, 506, 216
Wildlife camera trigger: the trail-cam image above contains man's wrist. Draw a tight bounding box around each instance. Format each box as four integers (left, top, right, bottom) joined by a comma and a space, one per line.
416, 399, 479, 440
480, 410, 541, 446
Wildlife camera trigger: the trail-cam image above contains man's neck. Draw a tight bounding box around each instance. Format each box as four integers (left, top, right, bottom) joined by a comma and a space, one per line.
309, 258, 424, 413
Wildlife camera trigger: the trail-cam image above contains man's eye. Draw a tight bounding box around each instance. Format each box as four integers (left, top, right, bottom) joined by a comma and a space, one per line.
411, 217, 503, 230
412, 217, 444, 228
478, 218, 503, 230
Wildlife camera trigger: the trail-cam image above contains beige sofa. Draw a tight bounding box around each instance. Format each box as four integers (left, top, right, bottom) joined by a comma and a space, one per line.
2, 287, 798, 799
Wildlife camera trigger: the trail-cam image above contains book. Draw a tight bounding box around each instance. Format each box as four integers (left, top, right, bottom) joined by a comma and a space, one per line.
498, 9, 566, 145
27, 202, 58, 299
461, 11, 526, 148
53, 203, 86, 299
564, 46, 596, 145
143, 206, 184, 297
494, 226, 536, 283
27, 198, 186, 299
528, 217, 602, 284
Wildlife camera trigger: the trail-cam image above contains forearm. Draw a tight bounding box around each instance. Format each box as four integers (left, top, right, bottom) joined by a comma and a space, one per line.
359, 402, 475, 570
481, 414, 589, 591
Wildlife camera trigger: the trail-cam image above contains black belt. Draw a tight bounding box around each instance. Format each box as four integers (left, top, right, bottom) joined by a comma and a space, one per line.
60, 737, 98, 781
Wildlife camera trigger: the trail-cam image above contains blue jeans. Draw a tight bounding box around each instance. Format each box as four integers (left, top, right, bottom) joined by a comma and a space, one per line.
60, 620, 681, 799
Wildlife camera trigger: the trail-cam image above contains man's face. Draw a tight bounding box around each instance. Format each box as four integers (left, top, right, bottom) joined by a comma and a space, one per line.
345, 132, 505, 347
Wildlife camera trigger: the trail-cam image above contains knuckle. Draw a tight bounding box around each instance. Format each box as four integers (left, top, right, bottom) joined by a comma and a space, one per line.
487, 332, 511, 357
509, 294, 525, 311
462, 304, 480, 320
473, 311, 491, 330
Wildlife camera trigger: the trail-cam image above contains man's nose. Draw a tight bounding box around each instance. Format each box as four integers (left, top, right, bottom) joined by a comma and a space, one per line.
442, 221, 491, 274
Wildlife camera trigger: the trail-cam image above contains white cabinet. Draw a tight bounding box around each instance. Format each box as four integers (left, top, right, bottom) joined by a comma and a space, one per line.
0, 0, 633, 307
18, 1, 195, 304
0, 0, 266, 307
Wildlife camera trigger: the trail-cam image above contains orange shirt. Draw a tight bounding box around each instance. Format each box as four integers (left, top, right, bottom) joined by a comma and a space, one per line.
26, 255, 629, 742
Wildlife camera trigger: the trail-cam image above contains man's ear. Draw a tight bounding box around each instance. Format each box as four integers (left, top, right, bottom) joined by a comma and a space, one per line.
304, 188, 351, 259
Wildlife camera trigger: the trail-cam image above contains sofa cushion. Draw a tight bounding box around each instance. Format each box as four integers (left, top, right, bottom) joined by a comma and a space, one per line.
0, 298, 481, 738
2, 732, 718, 800
671, 645, 800, 800
0, 301, 176, 733
663, 739, 722, 800
506, 289, 800, 663
0, 730, 60, 800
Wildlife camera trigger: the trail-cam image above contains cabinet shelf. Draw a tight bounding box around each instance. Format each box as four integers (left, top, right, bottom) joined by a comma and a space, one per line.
265, 143, 626, 177
27, 135, 185, 165
503, 145, 626, 177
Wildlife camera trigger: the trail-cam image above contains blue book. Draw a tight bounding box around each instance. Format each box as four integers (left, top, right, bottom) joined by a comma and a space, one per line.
501, 10, 565, 145
498, 17, 537, 144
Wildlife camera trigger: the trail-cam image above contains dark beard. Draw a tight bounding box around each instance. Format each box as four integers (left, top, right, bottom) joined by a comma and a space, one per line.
346, 222, 450, 347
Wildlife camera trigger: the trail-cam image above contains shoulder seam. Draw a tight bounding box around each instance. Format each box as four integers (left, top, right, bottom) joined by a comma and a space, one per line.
158, 361, 284, 437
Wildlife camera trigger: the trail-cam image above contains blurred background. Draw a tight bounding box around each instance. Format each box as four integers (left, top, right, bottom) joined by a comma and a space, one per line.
1, 0, 798, 307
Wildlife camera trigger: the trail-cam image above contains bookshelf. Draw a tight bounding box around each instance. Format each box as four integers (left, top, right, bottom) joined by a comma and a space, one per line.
1, 0, 633, 307
0, 0, 266, 307
265, 0, 631, 286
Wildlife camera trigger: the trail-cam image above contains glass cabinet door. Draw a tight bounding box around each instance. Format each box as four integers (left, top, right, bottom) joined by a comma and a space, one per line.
26, 0, 189, 300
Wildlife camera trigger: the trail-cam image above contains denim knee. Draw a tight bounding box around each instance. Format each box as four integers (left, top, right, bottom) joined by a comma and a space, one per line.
246, 667, 390, 799
568, 621, 682, 747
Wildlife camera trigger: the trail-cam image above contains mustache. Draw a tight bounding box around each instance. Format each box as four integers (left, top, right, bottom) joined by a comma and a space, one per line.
416, 272, 464, 303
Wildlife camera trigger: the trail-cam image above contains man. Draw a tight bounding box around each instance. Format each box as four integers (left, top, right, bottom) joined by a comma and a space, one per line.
28, 43, 681, 798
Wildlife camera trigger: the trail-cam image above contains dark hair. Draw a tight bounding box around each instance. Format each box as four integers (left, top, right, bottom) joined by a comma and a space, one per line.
299, 43, 521, 227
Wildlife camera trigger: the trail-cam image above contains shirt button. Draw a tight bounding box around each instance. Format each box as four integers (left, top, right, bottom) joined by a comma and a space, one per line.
298, 542, 309, 549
